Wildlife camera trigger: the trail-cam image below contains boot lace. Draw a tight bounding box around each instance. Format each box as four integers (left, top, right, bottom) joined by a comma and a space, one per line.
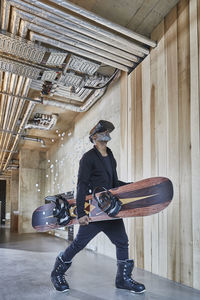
127, 272, 138, 284
57, 274, 67, 285
128, 277, 138, 284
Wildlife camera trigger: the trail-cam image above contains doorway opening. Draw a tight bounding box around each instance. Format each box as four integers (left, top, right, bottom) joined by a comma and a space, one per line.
0, 180, 6, 225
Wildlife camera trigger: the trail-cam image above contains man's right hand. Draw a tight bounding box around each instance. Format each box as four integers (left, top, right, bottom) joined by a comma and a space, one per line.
78, 215, 90, 226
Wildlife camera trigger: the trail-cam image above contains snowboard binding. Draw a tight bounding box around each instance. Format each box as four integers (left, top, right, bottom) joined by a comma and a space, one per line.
93, 187, 122, 217
45, 195, 71, 226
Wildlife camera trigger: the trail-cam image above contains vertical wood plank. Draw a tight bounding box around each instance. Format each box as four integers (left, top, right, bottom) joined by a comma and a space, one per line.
165, 6, 180, 283
128, 70, 137, 261
127, 71, 136, 260
155, 19, 168, 278
190, 0, 200, 290
134, 65, 144, 268
120, 71, 131, 248
120, 71, 128, 182
150, 21, 164, 275
177, 0, 193, 286
142, 55, 152, 272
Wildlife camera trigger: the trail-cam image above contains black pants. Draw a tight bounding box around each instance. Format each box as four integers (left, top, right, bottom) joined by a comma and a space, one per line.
63, 219, 129, 261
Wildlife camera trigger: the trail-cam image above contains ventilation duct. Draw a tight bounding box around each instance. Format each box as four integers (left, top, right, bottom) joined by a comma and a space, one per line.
21, 136, 46, 147
25, 113, 58, 130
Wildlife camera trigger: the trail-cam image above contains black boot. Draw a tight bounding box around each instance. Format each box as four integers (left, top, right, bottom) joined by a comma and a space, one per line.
51, 252, 72, 292
115, 259, 145, 294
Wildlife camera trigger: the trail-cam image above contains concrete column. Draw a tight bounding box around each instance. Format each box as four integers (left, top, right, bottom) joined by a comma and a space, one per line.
19, 149, 46, 233
10, 170, 19, 232
5, 179, 11, 226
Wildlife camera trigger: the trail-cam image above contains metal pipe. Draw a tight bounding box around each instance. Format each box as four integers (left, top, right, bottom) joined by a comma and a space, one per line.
4, 0, 148, 55
42, 87, 105, 112
48, 0, 157, 47
6, 165, 19, 170
17, 12, 138, 65
0, 72, 10, 128
30, 32, 130, 72
0, 74, 18, 167
0, 77, 31, 169
0, 78, 33, 171
21, 136, 46, 147
0, 149, 18, 153
26, 0, 149, 53
3, 101, 36, 171
0, 91, 42, 103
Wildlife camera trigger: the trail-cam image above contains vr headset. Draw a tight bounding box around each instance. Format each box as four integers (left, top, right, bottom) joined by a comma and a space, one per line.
89, 120, 115, 143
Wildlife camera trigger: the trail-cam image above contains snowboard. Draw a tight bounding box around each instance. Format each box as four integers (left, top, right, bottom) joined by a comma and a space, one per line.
32, 177, 173, 232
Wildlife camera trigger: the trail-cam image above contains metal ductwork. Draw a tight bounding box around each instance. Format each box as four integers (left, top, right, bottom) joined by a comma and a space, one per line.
0, 0, 156, 174
25, 113, 58, 131
42, 87, 107, 113
21, 136, 46, 147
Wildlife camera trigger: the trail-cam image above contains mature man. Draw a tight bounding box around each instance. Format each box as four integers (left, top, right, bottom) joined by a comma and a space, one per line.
51, 120, 145, 294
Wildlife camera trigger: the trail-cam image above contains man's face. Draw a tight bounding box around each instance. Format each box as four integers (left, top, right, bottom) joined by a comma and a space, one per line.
94, 130, 111, 142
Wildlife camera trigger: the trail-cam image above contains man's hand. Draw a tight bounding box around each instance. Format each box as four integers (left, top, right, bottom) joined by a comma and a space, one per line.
78, 215, 90, 226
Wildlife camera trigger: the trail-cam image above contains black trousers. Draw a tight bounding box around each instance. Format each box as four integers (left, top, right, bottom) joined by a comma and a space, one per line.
63, 219, 129, 261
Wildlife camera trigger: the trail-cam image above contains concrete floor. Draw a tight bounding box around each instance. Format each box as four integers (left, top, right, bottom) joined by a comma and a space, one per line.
0, 226, 200, 300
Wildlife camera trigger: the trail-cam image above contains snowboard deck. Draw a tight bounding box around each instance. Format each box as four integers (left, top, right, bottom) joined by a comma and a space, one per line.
32, 177, 173, 232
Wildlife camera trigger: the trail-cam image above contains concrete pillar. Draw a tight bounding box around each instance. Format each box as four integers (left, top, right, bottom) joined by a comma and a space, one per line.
19, 149, 46, 233
10, 170, 19, 232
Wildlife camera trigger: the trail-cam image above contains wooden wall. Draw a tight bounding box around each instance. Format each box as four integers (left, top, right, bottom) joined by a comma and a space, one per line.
120, 0, 200, 289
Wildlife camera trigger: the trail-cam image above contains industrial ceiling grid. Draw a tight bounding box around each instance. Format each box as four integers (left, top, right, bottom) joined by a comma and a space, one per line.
0, 0, 156, 175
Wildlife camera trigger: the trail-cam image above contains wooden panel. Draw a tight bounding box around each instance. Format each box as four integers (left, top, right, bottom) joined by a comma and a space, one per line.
149, 20, 162, 275
120, 71, 128, 181
165, 6, 180, 282
134, 65, 144, 268
142, 55, 152, 272
127, 70, 136, 260
120, 71, 131, 242
120, 0, 200, 289
177, 0, 193, 286
190, 0, 200, 290
155, 19, 168, 278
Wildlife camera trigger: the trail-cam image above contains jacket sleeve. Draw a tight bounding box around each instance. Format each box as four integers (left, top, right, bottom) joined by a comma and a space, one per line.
117, 180, 128, 186
76, 154, 92, 219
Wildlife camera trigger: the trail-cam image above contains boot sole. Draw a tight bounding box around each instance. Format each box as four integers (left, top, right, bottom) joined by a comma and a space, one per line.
131, 289, 146, 294
52, 285, 69, 293
116, 287, 146, 294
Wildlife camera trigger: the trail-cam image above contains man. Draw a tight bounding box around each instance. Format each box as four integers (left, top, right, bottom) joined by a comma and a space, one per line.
51, 120, 145, 294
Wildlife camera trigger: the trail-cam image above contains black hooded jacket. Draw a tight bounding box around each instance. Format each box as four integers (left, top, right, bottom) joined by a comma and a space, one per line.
76, 146, 126, 218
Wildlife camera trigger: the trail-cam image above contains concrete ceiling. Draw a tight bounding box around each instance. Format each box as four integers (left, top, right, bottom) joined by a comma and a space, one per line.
0, 0, 179, 176
68, 0, 179, 37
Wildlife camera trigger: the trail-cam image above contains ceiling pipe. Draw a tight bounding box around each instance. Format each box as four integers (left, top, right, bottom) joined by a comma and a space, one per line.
16, 12, 136, 67
3, 101, 36, 171
0, 91, 42, 104
0, 78, 33, 170
21, 136, 46, 147
29, 32, 130, 72
48, 0, 157, 48
3, 0, 148, 55
26, 0, 150, 53
0, 72, 10, 129
0, 74, 18, 168
6, 165, 19, 170
0, 149, 18, 153
42, 87, 107, 112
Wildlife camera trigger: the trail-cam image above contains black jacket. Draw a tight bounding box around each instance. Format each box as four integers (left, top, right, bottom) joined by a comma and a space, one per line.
76, 146, 126, 218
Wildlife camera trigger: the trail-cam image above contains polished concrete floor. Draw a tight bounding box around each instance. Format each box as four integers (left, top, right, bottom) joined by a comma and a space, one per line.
0, 226, 200, 300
